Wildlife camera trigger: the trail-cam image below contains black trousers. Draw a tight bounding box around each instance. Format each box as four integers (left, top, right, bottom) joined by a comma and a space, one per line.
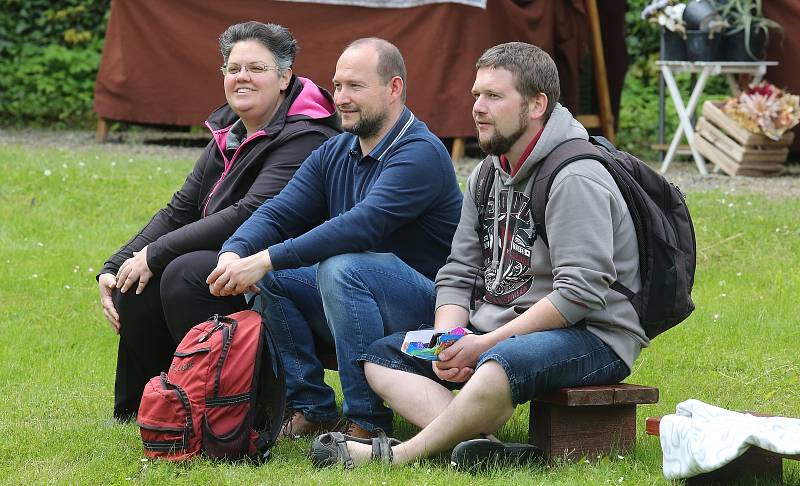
112, 250, 248, 420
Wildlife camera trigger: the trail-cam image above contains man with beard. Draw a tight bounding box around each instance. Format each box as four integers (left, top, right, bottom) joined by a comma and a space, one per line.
310, 42, 646, 469
206, 38, 463, 441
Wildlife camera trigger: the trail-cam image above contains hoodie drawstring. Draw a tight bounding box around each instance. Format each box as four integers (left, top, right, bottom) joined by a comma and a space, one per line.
490, 169, 517, 292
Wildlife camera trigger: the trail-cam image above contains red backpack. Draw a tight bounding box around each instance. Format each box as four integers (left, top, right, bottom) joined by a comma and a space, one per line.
136, 310, 286, 462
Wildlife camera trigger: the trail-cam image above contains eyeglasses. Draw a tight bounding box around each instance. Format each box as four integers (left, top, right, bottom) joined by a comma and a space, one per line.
220, 63, 279, 76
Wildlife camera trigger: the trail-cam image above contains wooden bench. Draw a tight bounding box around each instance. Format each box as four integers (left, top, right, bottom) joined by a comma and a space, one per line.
646, 416, 800, 485
529, 384, 659, 462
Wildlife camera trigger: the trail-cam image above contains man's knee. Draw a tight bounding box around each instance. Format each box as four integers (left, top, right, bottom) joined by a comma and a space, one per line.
364, 362, 391, 396
316, 253, 368, 291
468, 360, 513, 404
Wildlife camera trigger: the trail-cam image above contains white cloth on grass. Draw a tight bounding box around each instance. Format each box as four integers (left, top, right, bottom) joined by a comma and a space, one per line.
660, 399, 800, 479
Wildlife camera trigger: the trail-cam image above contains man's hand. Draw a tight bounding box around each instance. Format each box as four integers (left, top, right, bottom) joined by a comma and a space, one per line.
432, 333, 492, 383
432, 361, 474, 383
115, 245, 154, 294
207, 250, 269, 297
98, 273, 121, 334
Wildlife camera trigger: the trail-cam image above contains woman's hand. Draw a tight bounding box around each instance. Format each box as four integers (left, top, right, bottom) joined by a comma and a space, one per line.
115, 245, 154, 295
98, 273, 121, 334
207, 250, 269, 297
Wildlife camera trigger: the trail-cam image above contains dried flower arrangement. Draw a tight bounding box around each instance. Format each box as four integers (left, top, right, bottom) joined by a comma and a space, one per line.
642, 0, 687, 37
723, 82, 800, 141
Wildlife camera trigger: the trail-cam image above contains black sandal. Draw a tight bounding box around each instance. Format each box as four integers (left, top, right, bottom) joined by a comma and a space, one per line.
310, 429, 400, 468
450, 438, 543, 472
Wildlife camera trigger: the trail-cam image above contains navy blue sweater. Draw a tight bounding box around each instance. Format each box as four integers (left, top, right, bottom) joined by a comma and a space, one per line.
220, 107, 463, 280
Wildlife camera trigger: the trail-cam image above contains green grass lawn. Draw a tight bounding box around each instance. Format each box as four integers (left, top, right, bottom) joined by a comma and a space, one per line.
1, 140, 798, 485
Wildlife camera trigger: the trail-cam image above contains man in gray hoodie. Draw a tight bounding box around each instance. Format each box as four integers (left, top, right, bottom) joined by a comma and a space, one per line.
309, 42, 650, 469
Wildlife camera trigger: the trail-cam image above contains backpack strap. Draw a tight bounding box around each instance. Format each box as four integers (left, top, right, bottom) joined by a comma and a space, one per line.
253, 315, 287, 461
529, 138, 606, 247
530, 137, 639, 300
472, 157, 495, 232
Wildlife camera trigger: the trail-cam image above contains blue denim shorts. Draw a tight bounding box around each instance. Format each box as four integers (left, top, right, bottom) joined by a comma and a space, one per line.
360, 325, 630, 406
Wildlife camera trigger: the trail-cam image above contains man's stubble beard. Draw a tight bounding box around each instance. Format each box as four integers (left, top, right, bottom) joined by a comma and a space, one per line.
477, 103, 529, 156
343, 107, 388, 140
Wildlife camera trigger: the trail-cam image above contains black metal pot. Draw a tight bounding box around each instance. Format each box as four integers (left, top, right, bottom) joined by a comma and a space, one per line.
685, 30, 722, 61
661, 29, 687, 61
722, 28, 767, 61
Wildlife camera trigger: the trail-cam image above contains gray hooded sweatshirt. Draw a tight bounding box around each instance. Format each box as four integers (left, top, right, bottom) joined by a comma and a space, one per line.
435, 104, 649, 369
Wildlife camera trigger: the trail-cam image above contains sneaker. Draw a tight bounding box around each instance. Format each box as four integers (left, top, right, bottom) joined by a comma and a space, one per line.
279, 410, 340, 440
450, 438, 543, 472
336, 420, 377, 440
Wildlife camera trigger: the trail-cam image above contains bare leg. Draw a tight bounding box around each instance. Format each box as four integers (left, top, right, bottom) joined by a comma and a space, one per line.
346, 360, 514, 465
364, 362, 455, 429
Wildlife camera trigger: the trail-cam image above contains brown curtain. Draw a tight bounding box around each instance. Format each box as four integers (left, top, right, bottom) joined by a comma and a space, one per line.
94, 0, 590, 137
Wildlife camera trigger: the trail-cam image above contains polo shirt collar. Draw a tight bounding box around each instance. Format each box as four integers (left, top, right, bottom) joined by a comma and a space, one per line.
348, 107, 415, 162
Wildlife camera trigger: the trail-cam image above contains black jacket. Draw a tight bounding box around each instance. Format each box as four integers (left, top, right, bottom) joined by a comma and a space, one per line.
100, 76, 340, 276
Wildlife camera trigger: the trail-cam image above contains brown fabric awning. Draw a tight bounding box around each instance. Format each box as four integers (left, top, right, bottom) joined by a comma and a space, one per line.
93, 0, 589, 138
764, 1, 800, 151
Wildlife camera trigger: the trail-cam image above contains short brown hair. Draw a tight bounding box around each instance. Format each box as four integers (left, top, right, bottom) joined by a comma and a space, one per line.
476, 42, 560, 119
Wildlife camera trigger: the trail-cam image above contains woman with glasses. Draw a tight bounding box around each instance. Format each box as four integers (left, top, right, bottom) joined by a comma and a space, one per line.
96, 21, 340, 422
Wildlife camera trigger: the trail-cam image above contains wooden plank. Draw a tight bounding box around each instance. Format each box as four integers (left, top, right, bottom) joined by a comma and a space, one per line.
95, 117, 109, 143
585, 0, 615, 143
695, 133, 783, 176
696, 118, 789, 163
534, 384, 658, 407
645, 416, 661, 436
613, 385, 659, 405
695, 134, 739, 176
702, 101, 795, 147
576, 114, 601, 128
650, 143, 692, 154
535, 386, 615, 406
451, 137, 465, 161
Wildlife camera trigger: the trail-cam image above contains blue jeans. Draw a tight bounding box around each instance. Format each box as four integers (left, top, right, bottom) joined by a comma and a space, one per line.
256, 252, 435, 432
362, 325, 630, 406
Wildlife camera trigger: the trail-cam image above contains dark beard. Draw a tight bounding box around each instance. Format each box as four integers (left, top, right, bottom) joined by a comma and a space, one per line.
477, 105, 529, 156
344, 109, 387, 140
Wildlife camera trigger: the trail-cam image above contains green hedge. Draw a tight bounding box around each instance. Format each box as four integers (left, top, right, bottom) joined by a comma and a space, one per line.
0, 0, 110, 127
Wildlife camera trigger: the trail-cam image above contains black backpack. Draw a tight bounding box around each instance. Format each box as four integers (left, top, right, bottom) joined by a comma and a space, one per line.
473, 136, 696, 339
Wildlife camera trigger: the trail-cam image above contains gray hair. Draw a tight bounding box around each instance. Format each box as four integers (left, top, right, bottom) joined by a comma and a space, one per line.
476, 42, 560, 120
346, 37, 407, 102
219, 22, 297, 75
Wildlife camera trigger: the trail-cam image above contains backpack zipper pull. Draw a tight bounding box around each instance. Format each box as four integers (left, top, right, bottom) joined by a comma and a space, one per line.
198, 323, 224, 343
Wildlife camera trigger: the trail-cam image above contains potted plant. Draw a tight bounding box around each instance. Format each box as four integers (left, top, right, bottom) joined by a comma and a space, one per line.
683, 0, 727, 61
642, 0, 688, 61
718, 0, 782, 61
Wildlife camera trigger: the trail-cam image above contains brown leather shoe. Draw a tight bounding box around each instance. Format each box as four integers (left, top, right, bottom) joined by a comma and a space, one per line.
337, 420, 376, 440
279, 411, 339, 440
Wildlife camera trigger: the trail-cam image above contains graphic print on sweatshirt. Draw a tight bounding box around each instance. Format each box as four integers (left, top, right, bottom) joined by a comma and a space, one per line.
480, 187, 536, 305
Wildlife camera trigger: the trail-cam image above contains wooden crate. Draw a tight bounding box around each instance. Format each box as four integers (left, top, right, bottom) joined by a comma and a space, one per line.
695, 101, 794, 176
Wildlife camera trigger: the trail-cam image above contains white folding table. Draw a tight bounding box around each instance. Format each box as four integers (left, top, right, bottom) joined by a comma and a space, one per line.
657, 61, 777, 175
